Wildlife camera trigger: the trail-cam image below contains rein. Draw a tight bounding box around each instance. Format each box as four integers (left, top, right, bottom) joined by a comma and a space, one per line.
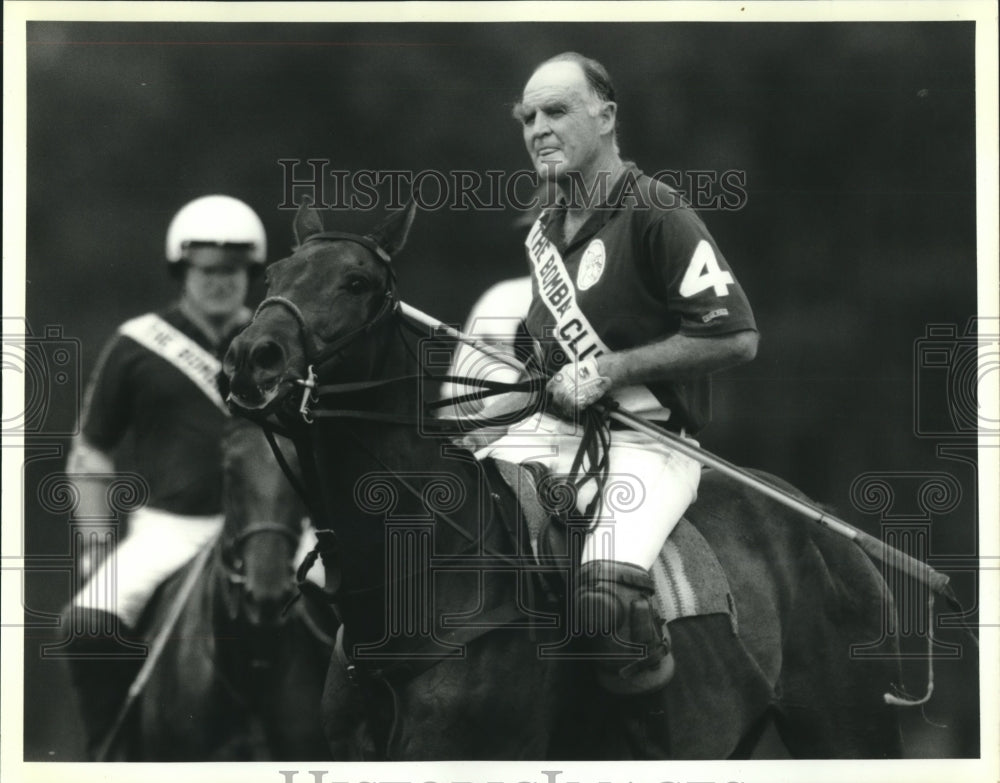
297, 369, 545, 430
230, 227, 609, 699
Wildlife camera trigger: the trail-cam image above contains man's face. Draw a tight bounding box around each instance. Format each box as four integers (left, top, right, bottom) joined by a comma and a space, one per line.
516, 61, 609, 183
181, 245, 251, 320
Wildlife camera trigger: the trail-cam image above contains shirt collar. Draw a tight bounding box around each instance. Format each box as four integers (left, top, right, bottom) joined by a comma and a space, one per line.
539, 162, 642, 250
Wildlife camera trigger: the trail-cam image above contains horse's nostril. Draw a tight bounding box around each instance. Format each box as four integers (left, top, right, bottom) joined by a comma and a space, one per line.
251, 340, 285, 372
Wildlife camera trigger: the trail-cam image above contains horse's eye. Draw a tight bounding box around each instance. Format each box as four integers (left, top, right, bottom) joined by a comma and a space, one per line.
347, 277, 370, 294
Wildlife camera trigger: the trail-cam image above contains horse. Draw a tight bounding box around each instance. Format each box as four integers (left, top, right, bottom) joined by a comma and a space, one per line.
113, 417, 334, 760
222, 202, 906, 760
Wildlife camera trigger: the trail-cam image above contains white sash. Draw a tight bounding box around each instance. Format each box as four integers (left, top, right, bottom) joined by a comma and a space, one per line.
119, 313, 229, 415
525, 218, 666, 416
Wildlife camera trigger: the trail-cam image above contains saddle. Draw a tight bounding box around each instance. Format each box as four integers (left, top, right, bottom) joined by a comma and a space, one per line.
487, 458, 738, 631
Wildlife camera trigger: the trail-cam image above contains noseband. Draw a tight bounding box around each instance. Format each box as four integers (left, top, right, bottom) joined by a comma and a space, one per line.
221, 521, 301, 586
252, 231, 399, 408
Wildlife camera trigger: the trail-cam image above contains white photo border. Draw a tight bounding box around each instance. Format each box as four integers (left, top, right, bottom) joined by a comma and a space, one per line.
3, 2, 997, 783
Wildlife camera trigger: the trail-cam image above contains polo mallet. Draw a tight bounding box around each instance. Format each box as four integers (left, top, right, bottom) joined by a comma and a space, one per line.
399, 301, 955, 595
404, 302, 974, 705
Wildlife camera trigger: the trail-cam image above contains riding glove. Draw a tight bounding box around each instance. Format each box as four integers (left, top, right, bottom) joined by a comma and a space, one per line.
547, 357, 612, 418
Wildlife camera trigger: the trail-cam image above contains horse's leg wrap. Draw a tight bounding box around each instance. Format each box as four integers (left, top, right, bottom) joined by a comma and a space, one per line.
573, 560, 674, 695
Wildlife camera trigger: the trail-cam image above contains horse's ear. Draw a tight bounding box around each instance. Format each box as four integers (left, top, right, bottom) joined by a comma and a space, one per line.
368, 200, 417, 259
293, 203, 325, 247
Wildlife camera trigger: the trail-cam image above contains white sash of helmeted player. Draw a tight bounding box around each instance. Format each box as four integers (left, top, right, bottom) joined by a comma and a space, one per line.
525, 218, 665, 416
118, 313, 230, 415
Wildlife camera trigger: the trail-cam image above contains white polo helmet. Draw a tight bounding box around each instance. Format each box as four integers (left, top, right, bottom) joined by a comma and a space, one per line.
165, 194, 267, 264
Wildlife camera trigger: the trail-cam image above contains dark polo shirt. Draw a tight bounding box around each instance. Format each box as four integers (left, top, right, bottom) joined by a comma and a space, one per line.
80, 304, 244, 515
523, 164, 757, 434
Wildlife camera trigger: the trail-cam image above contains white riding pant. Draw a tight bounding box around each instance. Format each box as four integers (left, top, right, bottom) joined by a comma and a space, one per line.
72, 507, 224, 629
72, 508, 326, 629
476, 412, 701, 569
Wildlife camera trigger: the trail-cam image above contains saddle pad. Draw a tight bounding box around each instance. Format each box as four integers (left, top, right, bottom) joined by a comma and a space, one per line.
650, 518, 738, 632
491, 459, 737, 632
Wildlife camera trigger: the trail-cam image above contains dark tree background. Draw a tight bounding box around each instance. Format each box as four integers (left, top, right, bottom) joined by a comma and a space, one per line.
18, 21, 981, 760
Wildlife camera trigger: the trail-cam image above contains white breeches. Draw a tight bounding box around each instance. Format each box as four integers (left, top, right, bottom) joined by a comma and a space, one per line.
72, 508, 326, 629
476, 413, 701, 569
73, 507, 224, 628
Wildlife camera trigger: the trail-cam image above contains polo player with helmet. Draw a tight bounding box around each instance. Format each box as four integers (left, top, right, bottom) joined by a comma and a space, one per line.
477, 53, 759, 703
62, 194, 266, 758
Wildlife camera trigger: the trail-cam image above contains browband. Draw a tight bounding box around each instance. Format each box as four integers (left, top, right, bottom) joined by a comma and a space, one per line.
302, 231, 392, 264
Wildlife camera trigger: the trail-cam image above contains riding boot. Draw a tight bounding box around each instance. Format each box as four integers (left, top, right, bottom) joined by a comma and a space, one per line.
573, 559, 674, 695
62, 608, 146, 760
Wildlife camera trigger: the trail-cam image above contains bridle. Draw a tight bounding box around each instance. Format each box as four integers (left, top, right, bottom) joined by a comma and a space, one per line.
243, 228, 543, 428
234, 223, 540, 536
236, 229, 550, 544
220, 521, 301, 588
252, 232, 400, 398
205, 520, 307, 695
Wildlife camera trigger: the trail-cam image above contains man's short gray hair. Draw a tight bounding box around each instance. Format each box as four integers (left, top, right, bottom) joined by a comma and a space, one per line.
534, 52, 619, 152
537, 51, 617, 105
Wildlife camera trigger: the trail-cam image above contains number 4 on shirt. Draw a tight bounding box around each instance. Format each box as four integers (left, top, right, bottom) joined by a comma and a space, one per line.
679, 240, 733, 298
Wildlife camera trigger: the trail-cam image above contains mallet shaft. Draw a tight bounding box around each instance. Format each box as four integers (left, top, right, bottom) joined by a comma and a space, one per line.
399, 300, 951, 595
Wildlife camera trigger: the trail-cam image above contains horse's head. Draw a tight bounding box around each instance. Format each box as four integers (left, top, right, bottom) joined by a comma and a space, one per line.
219, 417, 307, 627
223, 202, 416, 411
